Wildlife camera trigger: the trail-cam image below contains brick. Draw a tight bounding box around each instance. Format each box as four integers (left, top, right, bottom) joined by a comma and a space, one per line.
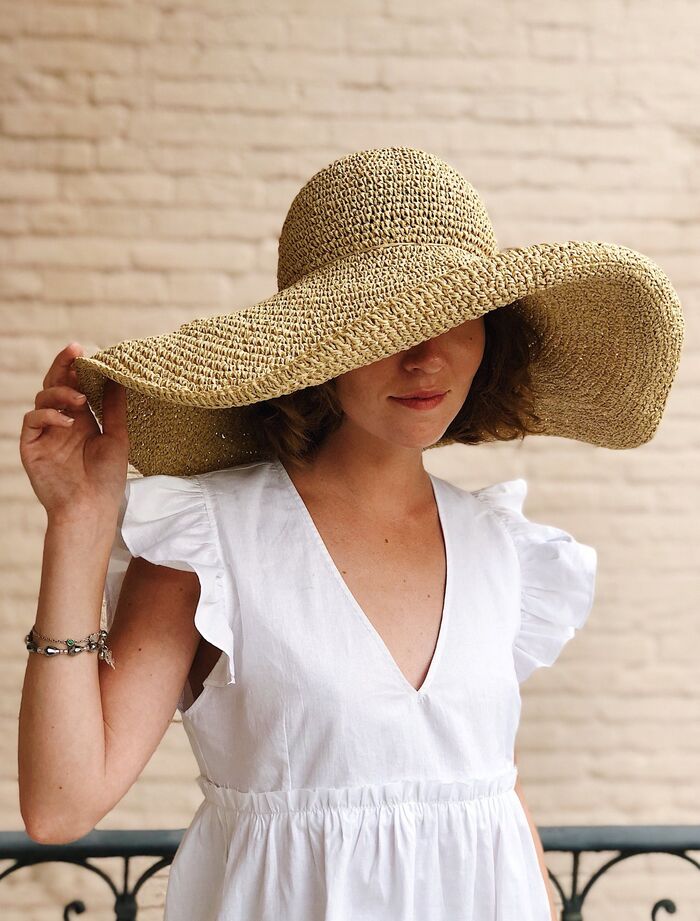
15, 38, 136, 73
383, 0, 476, 17
160, 9, 291, 48
0, 302, 72, 335
0, 4, 25, 37
92, 75, 151, 107
35, 140, 94, 171
9, 236, 129, 268
102, 271, 168, 303
589, 18, 698, 64
95, 139, 152, 171
131, 239, 256, 272
529, 25, 588, 60
28, 203, 86, 234
22, 5, 97, 37
40, 270, 102, 302
135, 43, 200, 78
150, 144, 244, 173
153, 79, 296, 113
166, 272, 230, 304
296, 84, 416, 117
173, 175, 265, 207
0, 203, 28, 233
0, 172, 59, 200
160, 10, 208, 43
286, 16, 344, 51
61, 173, 174, 203
148, 207, 211, 238
3, 104, 127, 139
8, 71, 90, 105
81, 204, 150, 237
206, 208, 280, 240
511, 0, 610, 25
94, 7, 161, 43
0, 270, 42, 298
126, 109, 222, 144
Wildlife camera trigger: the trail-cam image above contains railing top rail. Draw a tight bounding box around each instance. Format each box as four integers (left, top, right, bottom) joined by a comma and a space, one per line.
1, 825, 699, 860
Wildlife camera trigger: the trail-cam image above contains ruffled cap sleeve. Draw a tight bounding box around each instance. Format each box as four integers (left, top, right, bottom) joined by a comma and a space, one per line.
103, 474, 235, 688
472, 479, 597, 685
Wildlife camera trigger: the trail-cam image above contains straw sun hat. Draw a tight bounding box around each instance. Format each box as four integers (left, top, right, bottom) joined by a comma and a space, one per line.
74, 146, 685, 478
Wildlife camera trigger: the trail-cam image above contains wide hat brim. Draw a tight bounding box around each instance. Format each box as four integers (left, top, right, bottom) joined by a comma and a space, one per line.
74, 238, 685, 477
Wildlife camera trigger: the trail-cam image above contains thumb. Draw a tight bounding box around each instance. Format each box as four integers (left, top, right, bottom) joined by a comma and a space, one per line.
101, 378, 129, 441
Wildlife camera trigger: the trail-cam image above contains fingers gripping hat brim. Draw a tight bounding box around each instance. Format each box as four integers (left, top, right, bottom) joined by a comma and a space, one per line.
74, 238, 685, 478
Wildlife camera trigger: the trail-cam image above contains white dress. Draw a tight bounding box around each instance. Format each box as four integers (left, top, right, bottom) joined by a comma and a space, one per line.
104, 456, 597, 921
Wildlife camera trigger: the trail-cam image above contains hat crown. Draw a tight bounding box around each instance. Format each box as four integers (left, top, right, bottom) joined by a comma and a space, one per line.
277, 147, 498, 290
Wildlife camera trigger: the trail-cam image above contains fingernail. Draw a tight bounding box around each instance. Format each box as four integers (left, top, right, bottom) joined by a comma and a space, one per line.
66, 417, 75, 423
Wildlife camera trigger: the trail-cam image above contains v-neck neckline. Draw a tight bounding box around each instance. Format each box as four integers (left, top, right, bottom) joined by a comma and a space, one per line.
272, 455, 453, 700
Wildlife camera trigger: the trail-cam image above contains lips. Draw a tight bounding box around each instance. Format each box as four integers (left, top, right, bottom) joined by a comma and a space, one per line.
393, 390, 446, 399
390, 391, 447, 410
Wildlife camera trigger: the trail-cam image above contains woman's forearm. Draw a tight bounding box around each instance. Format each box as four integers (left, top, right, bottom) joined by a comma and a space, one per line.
18, 509, 118, 842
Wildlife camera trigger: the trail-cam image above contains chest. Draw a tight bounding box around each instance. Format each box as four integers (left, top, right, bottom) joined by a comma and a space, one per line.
189, 515, 447, 698
193, 464, 523, 710
182, 466, 526, 790
187, 507, 447, 702
302, 497, 449, 694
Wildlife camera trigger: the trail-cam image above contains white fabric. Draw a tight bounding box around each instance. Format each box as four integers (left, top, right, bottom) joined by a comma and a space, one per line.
104, 457, 597, 921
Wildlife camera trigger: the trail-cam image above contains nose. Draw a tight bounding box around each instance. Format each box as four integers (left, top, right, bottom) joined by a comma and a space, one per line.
401, 337, 446, 374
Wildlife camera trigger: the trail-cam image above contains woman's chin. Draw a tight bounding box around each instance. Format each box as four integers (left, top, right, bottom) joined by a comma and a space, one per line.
384, 428, 451, 451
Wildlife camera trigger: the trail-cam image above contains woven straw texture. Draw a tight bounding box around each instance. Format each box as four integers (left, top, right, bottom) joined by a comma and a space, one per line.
73, 147, 685, 477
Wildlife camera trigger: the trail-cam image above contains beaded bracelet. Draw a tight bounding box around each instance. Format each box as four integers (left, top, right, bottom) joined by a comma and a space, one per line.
25, 626, 115, 668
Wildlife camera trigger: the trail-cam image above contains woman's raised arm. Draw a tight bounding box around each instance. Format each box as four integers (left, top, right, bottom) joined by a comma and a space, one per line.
17, 343, 201, 844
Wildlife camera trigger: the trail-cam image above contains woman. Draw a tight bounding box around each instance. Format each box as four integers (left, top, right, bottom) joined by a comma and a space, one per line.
17, 147, 684, 920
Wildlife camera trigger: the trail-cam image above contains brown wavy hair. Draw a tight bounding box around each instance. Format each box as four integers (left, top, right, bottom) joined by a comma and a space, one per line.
247, 302, 547, 470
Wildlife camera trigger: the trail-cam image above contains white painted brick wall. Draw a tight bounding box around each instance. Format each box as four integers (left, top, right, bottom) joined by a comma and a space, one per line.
2, 1, 698, 917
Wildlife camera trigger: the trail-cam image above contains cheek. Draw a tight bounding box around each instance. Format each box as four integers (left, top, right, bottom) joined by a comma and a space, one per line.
338, 383, 378, 419
336, 364, 391, 406
333, 377, 362, 419
457, 328, 486, 374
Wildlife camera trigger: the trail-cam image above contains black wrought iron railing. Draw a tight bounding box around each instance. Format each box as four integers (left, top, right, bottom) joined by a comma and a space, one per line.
1, 826, 698, 920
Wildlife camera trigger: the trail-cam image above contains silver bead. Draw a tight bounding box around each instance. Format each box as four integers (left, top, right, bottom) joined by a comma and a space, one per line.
44, 646, 61, 656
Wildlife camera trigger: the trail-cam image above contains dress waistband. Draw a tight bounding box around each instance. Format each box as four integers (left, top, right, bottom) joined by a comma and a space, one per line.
196, 765, 518, 816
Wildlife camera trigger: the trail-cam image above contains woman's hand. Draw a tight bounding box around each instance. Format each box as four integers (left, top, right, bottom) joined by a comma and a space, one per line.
19, 342, 129, 523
